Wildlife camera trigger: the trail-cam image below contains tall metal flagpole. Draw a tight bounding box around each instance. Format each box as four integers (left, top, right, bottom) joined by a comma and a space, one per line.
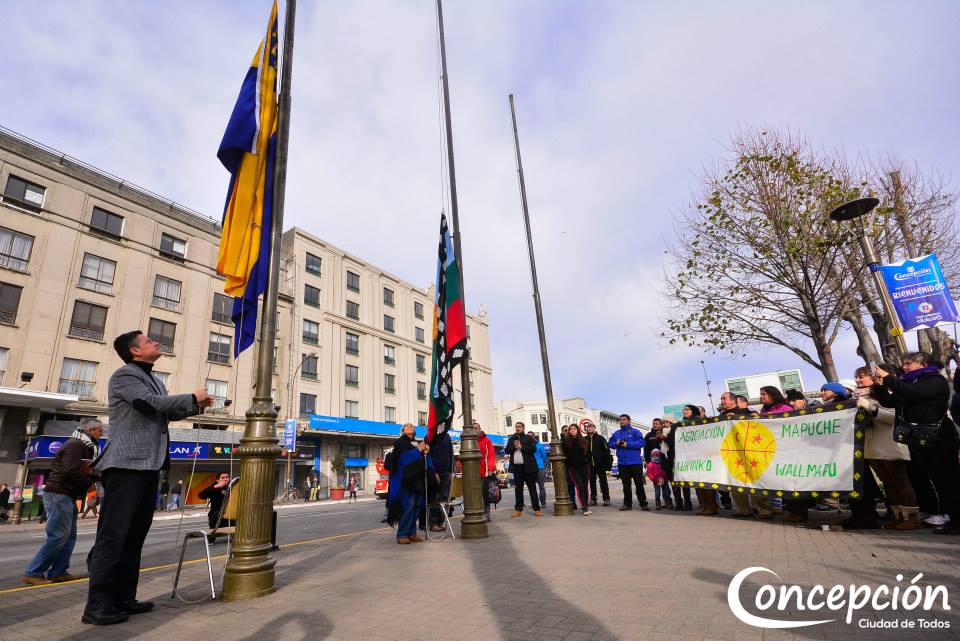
436, 0, 487, 539
508, 94, 574, 517
222, 0, 296, 600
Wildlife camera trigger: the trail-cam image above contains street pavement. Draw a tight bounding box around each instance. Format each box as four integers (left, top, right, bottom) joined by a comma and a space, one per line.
0, 485, 958, 641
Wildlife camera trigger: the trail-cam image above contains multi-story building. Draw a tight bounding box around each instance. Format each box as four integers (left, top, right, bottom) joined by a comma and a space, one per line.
493, 397, 640, 440
0, 127, 493, 510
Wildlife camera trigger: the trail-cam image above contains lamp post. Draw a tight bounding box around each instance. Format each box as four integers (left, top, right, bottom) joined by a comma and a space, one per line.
285, 351, 317, 492
829, 197, 909, 356
11, 420, 39, 525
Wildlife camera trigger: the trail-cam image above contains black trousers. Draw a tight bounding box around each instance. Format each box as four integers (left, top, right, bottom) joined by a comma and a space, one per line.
429, 472, 452, 526
912, 439, 960, 522
588, 464, 610, 502
568, 466, 589, 510
513, 467, 541, 512
86, 468, 158, 614
619, 464, 647, 507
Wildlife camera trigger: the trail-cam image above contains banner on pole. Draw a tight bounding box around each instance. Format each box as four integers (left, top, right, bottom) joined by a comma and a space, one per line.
672, 403, 866, 498
879, 253, 960, 332
283, 418, 297, 451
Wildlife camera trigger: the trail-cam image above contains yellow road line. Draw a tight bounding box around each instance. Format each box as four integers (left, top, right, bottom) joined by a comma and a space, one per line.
0, 526, 391, 596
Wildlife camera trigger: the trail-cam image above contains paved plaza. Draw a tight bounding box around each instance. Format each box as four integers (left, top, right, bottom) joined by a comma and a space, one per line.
1, 490, 958, 641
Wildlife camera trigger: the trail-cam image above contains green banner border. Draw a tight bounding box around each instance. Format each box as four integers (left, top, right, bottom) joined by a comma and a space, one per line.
673, 400, 867, 499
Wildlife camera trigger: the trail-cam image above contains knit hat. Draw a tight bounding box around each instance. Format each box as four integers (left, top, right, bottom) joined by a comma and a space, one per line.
820, 382, 847, 396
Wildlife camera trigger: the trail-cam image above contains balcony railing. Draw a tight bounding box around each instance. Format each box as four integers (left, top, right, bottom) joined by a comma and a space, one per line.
346, 346, 359, 356
207, 351, 229, 364
303, 334, 319, 345
159, 342, 175, 354
345, 380, 359, 388
58, 380, 95, 397
302, 371, 317, 381
69, 325, 105, 341
385, 386, 396, 395
383, 356, 395, 365
212, 311, 231, 324
0, 310, 17, 324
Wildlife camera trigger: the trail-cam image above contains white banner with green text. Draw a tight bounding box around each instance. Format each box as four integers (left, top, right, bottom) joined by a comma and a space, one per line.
671, 404, 866, 497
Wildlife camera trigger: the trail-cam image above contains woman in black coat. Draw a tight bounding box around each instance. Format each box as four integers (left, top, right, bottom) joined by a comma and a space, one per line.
875, 353, 960, 534
562, 424, 591, 515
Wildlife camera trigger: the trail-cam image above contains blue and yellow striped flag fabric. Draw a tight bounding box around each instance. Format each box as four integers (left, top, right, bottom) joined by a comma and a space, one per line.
216, 0, 279, 356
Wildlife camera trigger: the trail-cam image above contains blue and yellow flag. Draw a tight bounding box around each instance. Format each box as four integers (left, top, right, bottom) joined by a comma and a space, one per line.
216, 0, 279, 356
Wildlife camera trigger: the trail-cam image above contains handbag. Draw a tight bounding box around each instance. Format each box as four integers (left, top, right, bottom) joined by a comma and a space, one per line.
893, 421, 941, 448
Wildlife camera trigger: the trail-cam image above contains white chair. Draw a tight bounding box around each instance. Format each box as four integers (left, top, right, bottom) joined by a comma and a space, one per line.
171, 477, 239, 600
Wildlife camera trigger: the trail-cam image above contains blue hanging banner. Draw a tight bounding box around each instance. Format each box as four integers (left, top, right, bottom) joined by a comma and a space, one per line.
879, 254, 960, 332
283, 418, 298, 451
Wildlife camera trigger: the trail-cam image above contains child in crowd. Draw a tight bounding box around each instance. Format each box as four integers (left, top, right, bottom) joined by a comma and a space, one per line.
646, 449, 670, 509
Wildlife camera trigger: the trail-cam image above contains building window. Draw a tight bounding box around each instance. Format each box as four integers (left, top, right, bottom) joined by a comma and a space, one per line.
384, 406, 397, 423
148, 317, 176, 354
345, 364, 359, 387
531, 414, 540, 425
415, 327, 425, 344
304, 284, 321, 308
417, 381, 426, 401
383, 287, 394, 307
58, 358, 97, 397
337, 442, 367, 458
344, 399, 359, 419
69, 301, 108, 341
384, 373, 396, 394
416, 353, 426, 374
302, 353, 318, 380
417, 411, 428, 426
0, 226, 34, 272
383, 344, 395, 365
89, 206, 124, 238
471, 393, 476, 410
299, 393, 316, 418
305, 252, 322, 276
540, 413, 547, 424
346, 270, 360, 293
152, 276, 182, 311
505, 415, 513, 428
0, 281, 23, 324
153, 371, 170, 388
414, 301, 424, 320
159, 232, 187, 261
78, 254, 116, 294
346, 300, 359, 320
303, 319, 319, 345
206, 379, 228, 411
212, 292, 232, 324
208, 332, 231, 363
541, 431, 549, 443
0, 346, 8, 383
345, 332, 359, 356
467, 323, 471, 338
383, 314, 395, 333
3, 175, 45, 211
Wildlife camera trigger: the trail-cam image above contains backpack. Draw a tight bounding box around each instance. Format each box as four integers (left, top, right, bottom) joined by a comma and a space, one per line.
483, 475, 501, 505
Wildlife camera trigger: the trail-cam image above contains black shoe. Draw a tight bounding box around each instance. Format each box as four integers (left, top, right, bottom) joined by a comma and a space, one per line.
640, 504, 650, 511
122, 600, 155, 615
380, 517, 388, 523
673, 503, 682, 511
933, 523, 959, 535
82, 609, 129, 626
619, 505, 632, 511
602, 499, 610, 506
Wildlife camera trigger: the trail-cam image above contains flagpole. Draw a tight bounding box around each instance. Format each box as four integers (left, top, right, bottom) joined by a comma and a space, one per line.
508, 94, 574, 516
222, 0, 296, 600
436, 0, 487, 539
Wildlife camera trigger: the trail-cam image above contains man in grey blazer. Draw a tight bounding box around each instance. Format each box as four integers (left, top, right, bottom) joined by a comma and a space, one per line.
83, 330, 212, 625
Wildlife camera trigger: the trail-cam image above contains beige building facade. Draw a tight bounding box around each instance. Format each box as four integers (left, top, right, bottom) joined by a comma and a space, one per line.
0, 128, 493, 504
494, 397, 644, 440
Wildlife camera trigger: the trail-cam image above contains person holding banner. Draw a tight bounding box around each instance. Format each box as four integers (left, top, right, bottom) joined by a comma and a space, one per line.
853, 366, 919, 530
660, 419, 692, 511
718, 392, 758, 518
874, 353, 960, 535
682, 405, 719, 516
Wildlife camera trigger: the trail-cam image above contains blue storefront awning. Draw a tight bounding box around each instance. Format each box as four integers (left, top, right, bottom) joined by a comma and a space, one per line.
344, 457, 368, 467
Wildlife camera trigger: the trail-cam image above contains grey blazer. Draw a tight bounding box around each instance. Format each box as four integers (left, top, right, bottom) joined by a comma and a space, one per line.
99, 363, 198, 472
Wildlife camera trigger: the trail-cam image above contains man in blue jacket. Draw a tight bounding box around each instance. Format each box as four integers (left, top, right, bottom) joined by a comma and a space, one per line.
532, 434, 548, 507
608, 414, 649, 511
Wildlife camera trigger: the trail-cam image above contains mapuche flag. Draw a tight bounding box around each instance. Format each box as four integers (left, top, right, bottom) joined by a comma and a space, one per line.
215, 0, 279, 356
427, 213, 468, 441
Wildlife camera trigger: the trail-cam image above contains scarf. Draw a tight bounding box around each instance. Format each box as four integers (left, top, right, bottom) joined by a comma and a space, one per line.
902, 366, 940, 382
72, 429, 101, 460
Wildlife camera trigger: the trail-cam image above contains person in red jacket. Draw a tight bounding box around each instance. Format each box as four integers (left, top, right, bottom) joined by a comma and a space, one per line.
477, 424, 497, 521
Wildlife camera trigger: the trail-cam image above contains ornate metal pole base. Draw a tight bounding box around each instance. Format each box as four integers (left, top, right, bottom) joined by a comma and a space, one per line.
222, 397, 283, 601
549, 437, 574, 516
458, 425, 488, 539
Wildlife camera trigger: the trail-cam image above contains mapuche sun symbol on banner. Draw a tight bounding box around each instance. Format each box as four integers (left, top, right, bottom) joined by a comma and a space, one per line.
720, 420, 777, 484
427, 213, 468, 441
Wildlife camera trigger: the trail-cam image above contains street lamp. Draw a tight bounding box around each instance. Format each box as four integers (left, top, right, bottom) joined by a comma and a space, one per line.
11, 420, 39, 525
285, 351, 317, 492
829, 197, 909, 356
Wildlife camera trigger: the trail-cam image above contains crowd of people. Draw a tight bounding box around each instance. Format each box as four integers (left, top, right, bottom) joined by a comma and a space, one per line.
385, 350, 960, 544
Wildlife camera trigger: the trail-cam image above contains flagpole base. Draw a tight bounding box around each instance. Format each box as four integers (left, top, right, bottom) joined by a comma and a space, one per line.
458, 424, 489, 539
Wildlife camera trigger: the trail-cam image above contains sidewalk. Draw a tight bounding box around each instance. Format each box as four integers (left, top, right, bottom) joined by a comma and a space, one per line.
0, 498, 958, 641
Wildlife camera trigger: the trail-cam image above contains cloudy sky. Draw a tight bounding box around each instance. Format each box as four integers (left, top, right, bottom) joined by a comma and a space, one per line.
5, 1, 959, 421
